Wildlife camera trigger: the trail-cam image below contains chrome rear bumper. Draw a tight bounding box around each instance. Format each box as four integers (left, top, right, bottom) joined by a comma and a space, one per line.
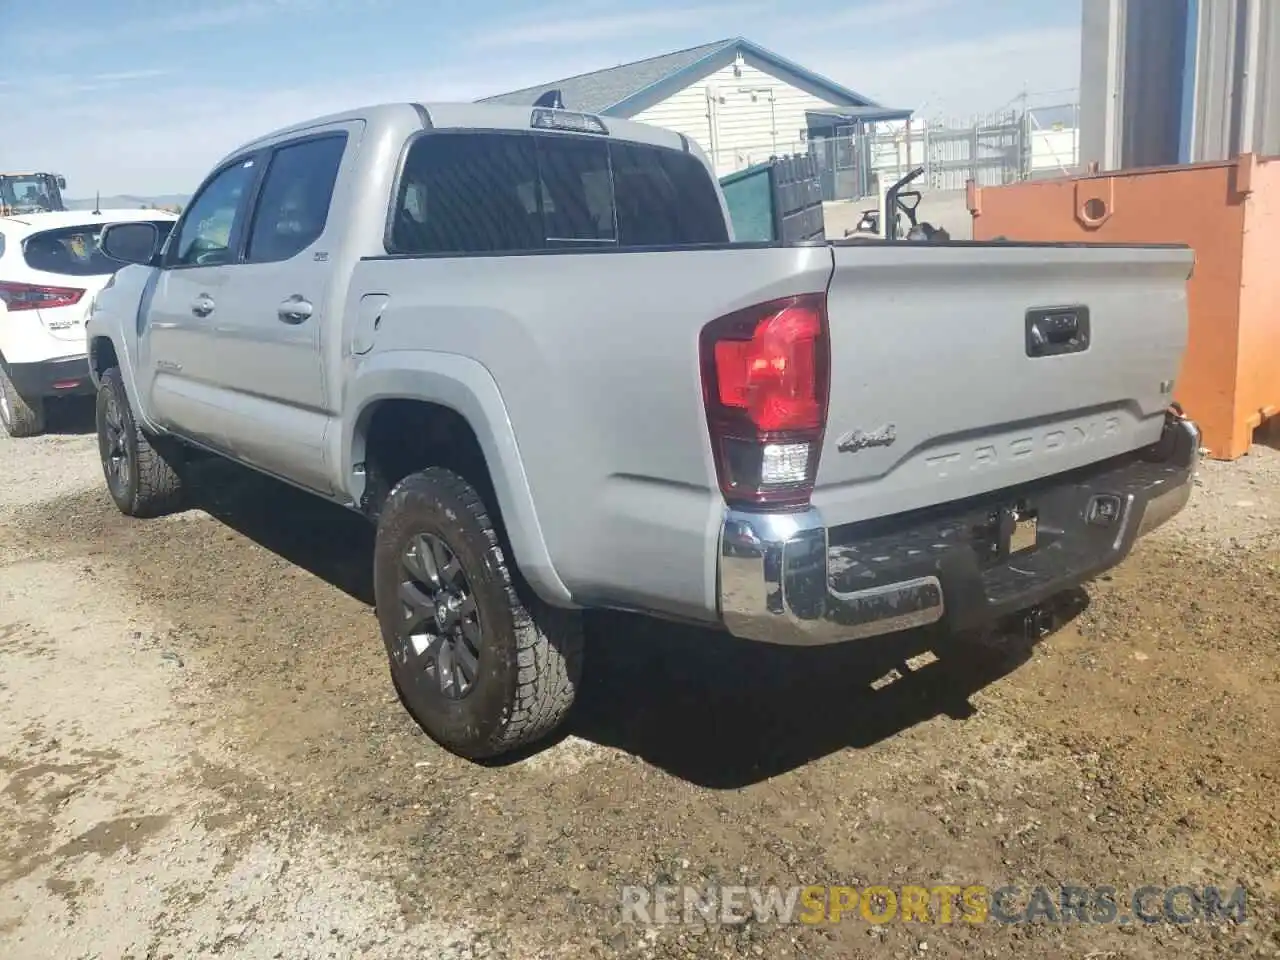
718, 415, 1200, 646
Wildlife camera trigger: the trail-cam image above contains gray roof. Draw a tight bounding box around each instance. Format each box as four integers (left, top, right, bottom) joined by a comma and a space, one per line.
478, 39, 735, 115
477, 37, 891, 118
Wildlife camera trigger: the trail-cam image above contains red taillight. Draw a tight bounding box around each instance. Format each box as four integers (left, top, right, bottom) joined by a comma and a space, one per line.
700, 293, 830, 509
0, 281, 85, 312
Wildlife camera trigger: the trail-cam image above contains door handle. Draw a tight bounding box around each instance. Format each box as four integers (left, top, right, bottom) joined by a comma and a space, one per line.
278, 295, 313, 324
1026, 306, 1090, 358
191, 294, 215, 318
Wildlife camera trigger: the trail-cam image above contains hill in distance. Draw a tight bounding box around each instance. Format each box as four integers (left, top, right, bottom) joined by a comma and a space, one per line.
65, 194, 189, 211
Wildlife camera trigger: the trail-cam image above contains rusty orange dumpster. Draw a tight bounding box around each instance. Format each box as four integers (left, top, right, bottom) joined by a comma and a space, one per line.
967, 154, 1280, 460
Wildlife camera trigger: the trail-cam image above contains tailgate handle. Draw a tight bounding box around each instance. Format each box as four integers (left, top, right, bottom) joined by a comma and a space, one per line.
1026, 306, 1089, 358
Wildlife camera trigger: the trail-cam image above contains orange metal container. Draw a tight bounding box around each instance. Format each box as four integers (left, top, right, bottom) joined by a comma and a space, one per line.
967, 154, 1280, 460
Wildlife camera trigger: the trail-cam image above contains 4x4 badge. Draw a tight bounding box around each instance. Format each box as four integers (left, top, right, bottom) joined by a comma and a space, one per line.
837, 424, 897, 453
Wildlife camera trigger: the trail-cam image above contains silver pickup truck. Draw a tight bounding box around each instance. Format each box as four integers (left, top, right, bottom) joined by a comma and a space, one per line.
86, 101, 1200, 760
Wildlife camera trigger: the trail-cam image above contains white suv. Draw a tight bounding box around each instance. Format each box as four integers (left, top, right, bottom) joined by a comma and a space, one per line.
0, 208, 178, 437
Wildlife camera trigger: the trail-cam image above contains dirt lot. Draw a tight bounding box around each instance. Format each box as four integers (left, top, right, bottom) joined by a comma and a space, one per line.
1, 402, 1277, 960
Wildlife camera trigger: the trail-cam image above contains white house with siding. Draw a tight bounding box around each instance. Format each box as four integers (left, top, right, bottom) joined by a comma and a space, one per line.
478, 38, 912, 182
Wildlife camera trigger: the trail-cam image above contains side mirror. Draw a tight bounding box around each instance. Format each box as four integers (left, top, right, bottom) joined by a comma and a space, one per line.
56, 176, 68, 190
101, 221, 160, 266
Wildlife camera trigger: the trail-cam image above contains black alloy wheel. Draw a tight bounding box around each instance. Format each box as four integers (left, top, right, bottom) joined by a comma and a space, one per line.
395, 531, 484, 699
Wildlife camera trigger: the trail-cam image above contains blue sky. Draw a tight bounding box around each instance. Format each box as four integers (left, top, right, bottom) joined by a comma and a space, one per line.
0, 0, 1081, 196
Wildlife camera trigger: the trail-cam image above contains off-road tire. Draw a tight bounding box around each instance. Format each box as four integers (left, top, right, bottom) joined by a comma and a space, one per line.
96, 367, 185, 517
374, 467, 584, 760
0, 364, 46, 438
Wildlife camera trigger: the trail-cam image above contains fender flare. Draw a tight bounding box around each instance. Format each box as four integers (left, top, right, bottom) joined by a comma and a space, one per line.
86, 264, 166, 432
343, 350, 575, 608
86, 328, 163, 435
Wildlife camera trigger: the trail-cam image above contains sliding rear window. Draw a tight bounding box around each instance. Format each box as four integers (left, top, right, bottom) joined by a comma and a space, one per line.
390, 131, 727, 255
610, 141, 727, 246
24, 221, 176, 276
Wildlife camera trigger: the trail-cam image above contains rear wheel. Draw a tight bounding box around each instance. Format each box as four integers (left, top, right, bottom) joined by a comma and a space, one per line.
0, 365, 46, 438
373, 467, 583, 760
95, 367, 185, 517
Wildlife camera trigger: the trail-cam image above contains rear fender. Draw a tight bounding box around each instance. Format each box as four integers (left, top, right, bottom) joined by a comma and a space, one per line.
342, 350, 574, 607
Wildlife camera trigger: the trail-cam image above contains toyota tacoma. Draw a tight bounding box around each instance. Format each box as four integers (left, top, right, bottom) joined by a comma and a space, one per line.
85, 101, 1200, 760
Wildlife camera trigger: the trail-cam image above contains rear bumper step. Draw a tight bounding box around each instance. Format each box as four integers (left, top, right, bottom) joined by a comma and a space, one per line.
718, 413, 1200, 646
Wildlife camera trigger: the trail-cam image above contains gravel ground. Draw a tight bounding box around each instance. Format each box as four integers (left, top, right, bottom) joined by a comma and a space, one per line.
1, 400, 1277, 959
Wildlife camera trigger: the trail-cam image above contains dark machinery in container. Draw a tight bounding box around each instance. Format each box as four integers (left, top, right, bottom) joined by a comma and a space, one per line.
846, 166, 950, 241
0, 172, 68, 215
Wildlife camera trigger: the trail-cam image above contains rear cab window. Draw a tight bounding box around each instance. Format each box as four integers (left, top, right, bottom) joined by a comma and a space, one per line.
390, 131, 728, 255
610, 141, 729, 246
23, 221, 177, 276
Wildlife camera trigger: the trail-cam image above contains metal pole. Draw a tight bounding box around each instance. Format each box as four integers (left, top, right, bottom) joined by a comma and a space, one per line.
1237, 0, 1263, 154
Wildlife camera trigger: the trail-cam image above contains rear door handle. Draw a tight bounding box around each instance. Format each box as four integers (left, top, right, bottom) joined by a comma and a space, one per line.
278, 295, 313, 324
191, 294, 215, 318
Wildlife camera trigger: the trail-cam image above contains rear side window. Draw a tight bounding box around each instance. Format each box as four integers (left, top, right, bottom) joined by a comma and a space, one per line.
22, 221, 177, 276
390, 131, 727, 255
246, 134, 348, 264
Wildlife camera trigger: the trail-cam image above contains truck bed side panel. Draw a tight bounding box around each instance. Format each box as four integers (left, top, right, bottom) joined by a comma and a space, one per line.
346, 245, 833, 620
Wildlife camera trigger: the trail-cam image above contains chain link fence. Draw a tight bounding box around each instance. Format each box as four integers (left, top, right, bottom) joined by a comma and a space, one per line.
809, 103, 1081, 201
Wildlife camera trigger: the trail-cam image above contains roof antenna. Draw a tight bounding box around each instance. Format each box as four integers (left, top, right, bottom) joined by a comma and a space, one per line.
92, 191, 101, 216
534, 89, 564, 109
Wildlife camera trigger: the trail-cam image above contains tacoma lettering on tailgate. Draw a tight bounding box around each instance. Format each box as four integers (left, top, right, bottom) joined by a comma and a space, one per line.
923, 417, 1122, 478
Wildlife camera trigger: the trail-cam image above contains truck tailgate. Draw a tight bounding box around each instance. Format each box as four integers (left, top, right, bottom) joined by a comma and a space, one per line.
813, 242, 1195, 526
